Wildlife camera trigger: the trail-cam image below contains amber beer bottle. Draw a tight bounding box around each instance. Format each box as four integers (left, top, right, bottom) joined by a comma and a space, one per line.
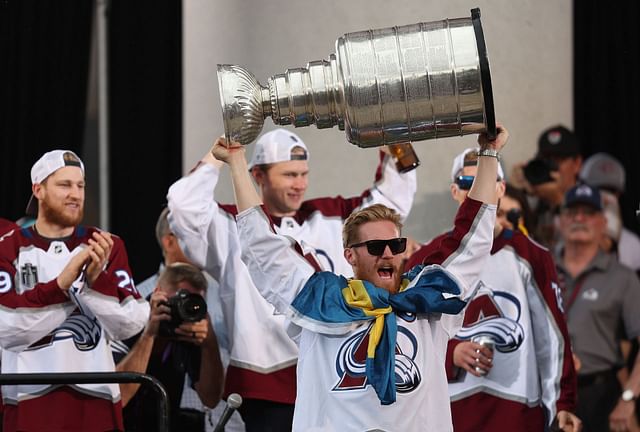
387, 143, 420, 173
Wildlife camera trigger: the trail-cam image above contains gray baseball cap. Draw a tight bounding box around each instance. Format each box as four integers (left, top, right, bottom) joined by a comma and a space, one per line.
580, 152, 625, 193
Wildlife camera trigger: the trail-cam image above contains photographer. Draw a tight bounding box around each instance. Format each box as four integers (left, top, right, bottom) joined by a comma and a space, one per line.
512, 125, 583, 249
114, 263, 224, 432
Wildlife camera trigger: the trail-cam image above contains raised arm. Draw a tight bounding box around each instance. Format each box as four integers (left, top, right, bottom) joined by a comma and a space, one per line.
468, 125, 508, 205
435, 126, 508, 286
212, 138, 315, 313
418, 127, 509, 335
166, 145, 239, 283
211, 138, 261, 212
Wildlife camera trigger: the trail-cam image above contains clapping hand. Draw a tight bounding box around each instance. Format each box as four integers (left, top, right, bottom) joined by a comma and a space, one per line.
85, 231, 114, 285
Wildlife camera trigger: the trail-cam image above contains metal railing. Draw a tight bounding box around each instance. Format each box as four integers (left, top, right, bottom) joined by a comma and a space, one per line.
0, 372, 169, 432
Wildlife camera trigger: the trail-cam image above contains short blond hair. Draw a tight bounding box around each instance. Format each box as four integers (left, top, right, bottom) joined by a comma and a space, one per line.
342, 204, 402, 247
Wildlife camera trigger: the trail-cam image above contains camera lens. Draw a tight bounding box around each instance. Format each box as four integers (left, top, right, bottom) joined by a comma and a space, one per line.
523, 158, 556, 186
175, 292, 207, 323
179, 296, 207, 322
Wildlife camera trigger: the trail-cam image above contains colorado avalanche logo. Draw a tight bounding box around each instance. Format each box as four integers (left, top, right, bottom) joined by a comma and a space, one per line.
333, 323, 421, 394
52, 313, 102, 351
27, 311, 102, 352
456, 283, 525, 353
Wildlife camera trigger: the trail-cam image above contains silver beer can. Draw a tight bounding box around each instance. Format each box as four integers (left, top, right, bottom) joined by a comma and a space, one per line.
472, 335, 494, 376
472, 335, 495, 352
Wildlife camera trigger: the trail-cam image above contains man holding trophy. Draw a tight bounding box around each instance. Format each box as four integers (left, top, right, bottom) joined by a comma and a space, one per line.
209, 125, 506, 431
167, 130, 416, 430
167, 8, 574, 431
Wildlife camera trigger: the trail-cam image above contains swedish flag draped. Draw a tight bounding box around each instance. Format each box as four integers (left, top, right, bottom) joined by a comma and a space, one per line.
290, 264, 467, 405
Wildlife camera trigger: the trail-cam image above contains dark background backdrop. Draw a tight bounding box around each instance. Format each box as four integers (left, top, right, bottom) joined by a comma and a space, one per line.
1, 0, 638, 280
573, 1, 640, 232
0, 0, 182, 281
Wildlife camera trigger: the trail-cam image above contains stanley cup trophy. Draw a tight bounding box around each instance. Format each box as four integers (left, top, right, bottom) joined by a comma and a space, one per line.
217, 8, 496, 148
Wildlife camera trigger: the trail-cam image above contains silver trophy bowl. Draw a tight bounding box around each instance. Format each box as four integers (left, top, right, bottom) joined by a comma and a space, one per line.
217, 8, 495, 147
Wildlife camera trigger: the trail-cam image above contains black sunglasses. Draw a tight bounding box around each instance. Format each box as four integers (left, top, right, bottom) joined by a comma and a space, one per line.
455, 175, 475, 190
349, 238, 407, 256
455, 175, 502, 191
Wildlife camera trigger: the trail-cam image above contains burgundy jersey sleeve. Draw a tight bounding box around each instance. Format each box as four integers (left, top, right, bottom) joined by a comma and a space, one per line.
88, 232, 141, 301
445, 338, 464, 380
77, 230, 149, 341
527, 245, 577, 413
0, 218, 18, 235
0, 229, 73, 351
405, 232, 446, 271
412, 198, 496, 338
416, 198, 485, 267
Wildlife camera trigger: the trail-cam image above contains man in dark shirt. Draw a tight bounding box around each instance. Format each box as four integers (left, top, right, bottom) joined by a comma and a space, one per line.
511, 125, 583, 249
113, 262, 224, 432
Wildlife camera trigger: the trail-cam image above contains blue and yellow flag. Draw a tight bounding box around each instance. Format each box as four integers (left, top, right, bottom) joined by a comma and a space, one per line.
290, 264, 467, 405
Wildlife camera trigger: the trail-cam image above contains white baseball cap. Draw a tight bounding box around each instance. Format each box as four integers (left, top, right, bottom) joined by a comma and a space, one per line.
248, 129, 309, 169
451, 147, 504, 182
26, 150, 85, 216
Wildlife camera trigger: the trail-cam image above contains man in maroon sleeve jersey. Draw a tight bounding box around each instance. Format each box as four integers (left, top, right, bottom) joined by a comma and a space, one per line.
407, 147, 581, 432
0, 150, 149, 432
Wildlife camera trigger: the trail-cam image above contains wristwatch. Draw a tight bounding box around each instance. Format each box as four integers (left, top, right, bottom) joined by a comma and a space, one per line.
622, 389, 636, 402
478, 148, 501, 161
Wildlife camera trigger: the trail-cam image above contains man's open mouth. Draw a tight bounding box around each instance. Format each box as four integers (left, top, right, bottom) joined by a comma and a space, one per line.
377, 266, 394, 279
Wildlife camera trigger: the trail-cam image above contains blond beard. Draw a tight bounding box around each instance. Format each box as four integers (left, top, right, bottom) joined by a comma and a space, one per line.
40, 198, 83, 228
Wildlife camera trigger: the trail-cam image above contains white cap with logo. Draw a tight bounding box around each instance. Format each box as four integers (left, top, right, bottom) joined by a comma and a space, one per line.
26, 150, 85, 216
248, 129, 309, 169
451, 147, 505, 182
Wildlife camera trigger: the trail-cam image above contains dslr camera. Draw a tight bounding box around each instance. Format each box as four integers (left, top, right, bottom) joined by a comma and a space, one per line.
523, 158, 558, 186
159, 289, 208, 337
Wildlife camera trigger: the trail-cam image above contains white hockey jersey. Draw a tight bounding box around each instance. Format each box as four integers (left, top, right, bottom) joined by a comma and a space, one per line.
0, 226, 149, 408
167, 152, 416, 402
408, 228, 577, 431
236, 197, 495, 431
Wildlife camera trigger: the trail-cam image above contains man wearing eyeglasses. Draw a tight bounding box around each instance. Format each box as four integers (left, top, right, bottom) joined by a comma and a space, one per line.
208, 126, 506, 431
167, 129, 416, 431
406, 147, 581, 431
556, 184, 640, 432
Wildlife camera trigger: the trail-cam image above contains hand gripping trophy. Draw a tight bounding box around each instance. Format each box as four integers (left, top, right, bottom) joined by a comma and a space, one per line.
217, 7, 496, 160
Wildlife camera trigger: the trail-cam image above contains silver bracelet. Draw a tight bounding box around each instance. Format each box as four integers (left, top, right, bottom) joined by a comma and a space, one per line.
478, 148, 501, 161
